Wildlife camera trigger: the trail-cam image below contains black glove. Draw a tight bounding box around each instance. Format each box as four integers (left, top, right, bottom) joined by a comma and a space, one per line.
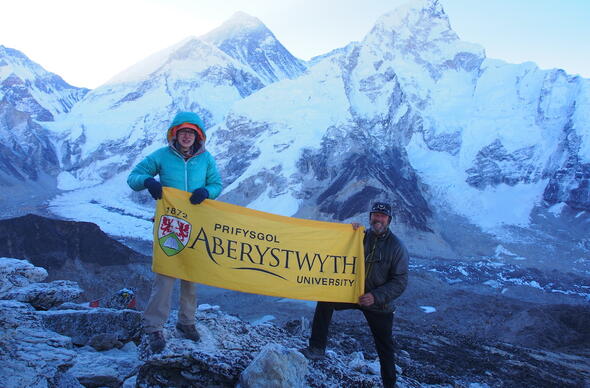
144, 178, 162, 200
190, 188, 209, 204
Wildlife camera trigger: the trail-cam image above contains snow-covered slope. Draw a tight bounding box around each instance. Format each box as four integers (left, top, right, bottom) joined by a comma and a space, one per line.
0, 101, 59, 185
45, 12, 309, 190
201, 11, 307, 84
0, 45, 87, 121
347, 0, 586, 228
0, 46, 86, 187
45, 37, 266, 188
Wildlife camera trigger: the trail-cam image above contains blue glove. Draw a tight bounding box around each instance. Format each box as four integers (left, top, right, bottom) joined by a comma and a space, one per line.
190, 188, 209, 204
144, 178, 162, 200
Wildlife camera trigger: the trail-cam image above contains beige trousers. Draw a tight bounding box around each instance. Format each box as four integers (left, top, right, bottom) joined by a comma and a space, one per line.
142, 273, 197, 333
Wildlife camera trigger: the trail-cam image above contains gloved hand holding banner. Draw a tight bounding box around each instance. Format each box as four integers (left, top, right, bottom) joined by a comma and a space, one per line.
153, 187, 365, 303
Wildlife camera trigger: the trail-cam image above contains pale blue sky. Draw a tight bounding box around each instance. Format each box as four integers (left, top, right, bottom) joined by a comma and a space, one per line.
1, 0, 588, 88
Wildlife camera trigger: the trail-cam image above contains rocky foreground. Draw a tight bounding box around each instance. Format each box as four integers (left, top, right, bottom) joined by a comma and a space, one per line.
0, 257, 398, 387
1, 257, 589, 388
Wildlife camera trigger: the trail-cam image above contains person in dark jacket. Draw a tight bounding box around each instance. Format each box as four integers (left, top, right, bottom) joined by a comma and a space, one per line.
127, 111, 222, 353
300, 202, 409, 388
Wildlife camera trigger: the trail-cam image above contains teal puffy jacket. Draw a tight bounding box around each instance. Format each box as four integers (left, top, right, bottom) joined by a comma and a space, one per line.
127, 111, 222, 198
127, 146, 222, 197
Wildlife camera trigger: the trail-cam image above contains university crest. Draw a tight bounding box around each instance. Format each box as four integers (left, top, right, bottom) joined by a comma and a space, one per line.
157, 215, 192, 256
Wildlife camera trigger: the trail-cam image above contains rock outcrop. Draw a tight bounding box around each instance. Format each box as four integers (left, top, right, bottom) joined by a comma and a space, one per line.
0, 214, 153, 307
0, 258, 388, 387
1, 255, 589, 387
0, 257, 83, 309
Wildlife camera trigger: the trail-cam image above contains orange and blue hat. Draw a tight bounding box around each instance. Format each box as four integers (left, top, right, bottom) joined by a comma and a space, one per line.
166, 111, 206, 143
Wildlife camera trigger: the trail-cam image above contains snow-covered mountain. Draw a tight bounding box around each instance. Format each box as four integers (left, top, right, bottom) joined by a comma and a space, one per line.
46, 36, 266, 189
207, 0, 590, 259
0, 46, 87, 187
45, 1, 584, 260
1, 0, 588, 266
0, 101, 59, 185
0, 45, 88, 121
201, 11, 307, 84
42, 12, 310, 191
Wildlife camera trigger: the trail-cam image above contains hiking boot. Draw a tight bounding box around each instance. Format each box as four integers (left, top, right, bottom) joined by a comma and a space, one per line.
147, 331, 166, 353
176, 323, 200, 341
299, 346, 325, 360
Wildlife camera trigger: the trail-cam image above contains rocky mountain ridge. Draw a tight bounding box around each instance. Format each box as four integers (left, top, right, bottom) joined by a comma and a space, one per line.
201, 0, 589, 264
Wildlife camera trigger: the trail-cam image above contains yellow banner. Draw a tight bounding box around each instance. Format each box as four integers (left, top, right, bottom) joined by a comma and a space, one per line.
152, 187, 365, 303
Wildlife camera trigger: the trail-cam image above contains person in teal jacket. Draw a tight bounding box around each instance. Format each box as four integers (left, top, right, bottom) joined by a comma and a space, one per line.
127, 111, 222, 353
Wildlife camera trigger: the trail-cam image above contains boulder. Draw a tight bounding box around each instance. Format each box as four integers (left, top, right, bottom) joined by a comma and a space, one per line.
135, 307, 306, 387
348, 351, 380, 375
0, 326, 77, 388
49, 368, 85, 388
88, 333, 124, 351
1, 257, 83, 310
136, 351, 241, 388
0, 299, 42, 329
238, 343, 308, 388
5, 279, 83, 310
0, 298, 81, 388
38, 308, 142, 345
0, 257, 47, 296
68, 342, 141, 387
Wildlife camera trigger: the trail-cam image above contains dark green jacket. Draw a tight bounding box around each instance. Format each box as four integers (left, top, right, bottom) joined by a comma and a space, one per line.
362, 229, 409, 313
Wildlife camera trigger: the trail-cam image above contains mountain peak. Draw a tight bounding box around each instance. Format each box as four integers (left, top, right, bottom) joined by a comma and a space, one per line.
0, 45, 41, 74
104, 37, 239, 86
363, 0, 484, 73
200, 12, 306, 84
375, 0, 453, 39
201, 11, 267, 45
225, 11, 265, 29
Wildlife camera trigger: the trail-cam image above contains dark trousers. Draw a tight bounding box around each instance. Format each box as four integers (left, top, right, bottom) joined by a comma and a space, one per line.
309, 301, 396, 388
